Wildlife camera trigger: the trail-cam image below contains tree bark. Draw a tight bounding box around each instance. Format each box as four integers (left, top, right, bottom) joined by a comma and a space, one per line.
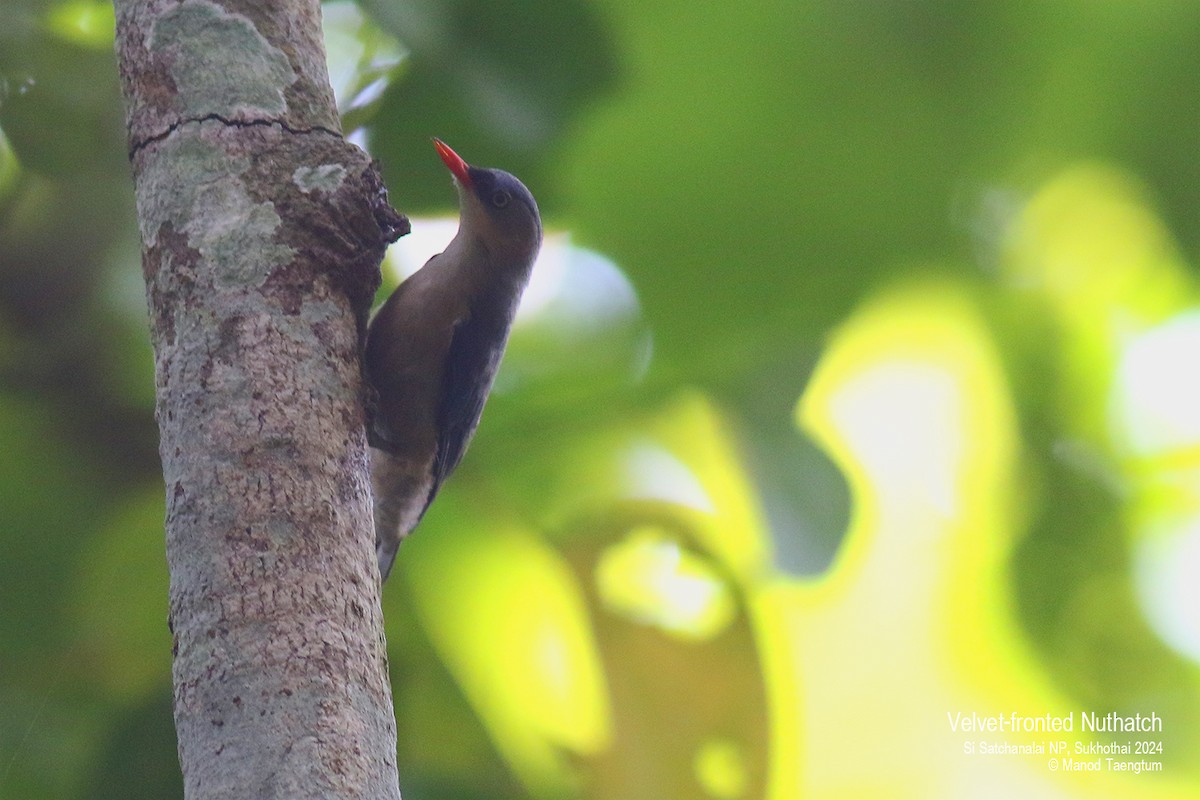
113, 1, 407, 796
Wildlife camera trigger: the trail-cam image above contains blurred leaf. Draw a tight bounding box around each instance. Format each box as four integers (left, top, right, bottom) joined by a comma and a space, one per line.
560, 503, 769, 800
0, 124, 19, 207
398, 392, 773, 798
70, 489, 171, 702
323, 0, 408, 132
560, 0, 970, 384
397, 517, 610, 797
1010, 446, 1200, 770
0, 679, 97, 800
0, 38, 125, 176
554, 0, 1200, 388
383, 589, 531, 800
44, 0, 114, 49
719, 353, 851, 577
359, 0, 619, 207
0, 395, 105, 660
82, 690, 182, 800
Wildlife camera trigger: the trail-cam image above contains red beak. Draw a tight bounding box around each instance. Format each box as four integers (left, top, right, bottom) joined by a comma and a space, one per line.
433, 138, 472, 187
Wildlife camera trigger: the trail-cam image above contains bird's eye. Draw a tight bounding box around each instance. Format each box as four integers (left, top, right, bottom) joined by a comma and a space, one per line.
491, 190, 511, 208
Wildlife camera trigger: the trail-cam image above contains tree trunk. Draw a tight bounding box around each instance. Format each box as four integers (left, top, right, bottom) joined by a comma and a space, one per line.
113, 1, 407, 796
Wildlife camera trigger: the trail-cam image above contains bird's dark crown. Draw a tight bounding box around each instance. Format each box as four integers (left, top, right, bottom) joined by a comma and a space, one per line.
466, 166, 541, 236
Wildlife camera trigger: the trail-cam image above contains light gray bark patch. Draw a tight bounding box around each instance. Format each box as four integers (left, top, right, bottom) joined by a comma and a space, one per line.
199, 190, 294, 287
135, 130, 231, 245
135, 124, 295, 288
296, 298, 358, 397
293, 164, 348, 194
150, 0, 296, 118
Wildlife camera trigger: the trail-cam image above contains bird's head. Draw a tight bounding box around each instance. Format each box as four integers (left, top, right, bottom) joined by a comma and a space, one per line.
434, 138, 542, 271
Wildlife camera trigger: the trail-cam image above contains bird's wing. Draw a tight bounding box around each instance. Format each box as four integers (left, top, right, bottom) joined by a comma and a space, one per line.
423, 304, 508, 514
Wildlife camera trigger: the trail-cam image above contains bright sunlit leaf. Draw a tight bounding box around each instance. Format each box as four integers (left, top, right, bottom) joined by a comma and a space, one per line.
1003, 164, 1194, 441
1112, 311, 1200, 457
789, 282, 1077, 796
823, 360, 963, 517
641, 393, 771, 579
595, 526, 735, 640
1134, 519, 1200, 665
44, 0, 114, 48
621, 442, 714, 513
321, 0, 406, 126
1004, 164, 1188, 322
0, 126, 19, 204
694, 736, 748, 799
400, 523, 611, 795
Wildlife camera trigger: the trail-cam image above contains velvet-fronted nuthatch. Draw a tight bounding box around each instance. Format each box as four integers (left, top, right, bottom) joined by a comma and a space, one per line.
365, 139, 542, 581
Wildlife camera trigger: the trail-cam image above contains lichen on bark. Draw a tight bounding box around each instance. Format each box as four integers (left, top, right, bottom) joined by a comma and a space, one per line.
136, 124, 296, 287
149, 1, 296, 117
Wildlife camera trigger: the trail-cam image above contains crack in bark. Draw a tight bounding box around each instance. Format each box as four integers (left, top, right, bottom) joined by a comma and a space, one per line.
129, 113, 342, 159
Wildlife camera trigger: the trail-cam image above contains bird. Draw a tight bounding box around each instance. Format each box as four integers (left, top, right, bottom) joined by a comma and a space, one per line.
365, 139, 542, 581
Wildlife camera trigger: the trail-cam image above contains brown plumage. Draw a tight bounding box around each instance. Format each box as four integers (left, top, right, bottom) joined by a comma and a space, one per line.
365, 140, 542, 581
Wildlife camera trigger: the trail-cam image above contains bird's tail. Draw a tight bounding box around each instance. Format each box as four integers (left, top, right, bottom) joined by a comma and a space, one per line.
371, 447, 434, 581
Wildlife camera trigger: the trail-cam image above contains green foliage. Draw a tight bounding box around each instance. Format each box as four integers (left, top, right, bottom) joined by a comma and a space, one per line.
3, 0, 1200, 798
